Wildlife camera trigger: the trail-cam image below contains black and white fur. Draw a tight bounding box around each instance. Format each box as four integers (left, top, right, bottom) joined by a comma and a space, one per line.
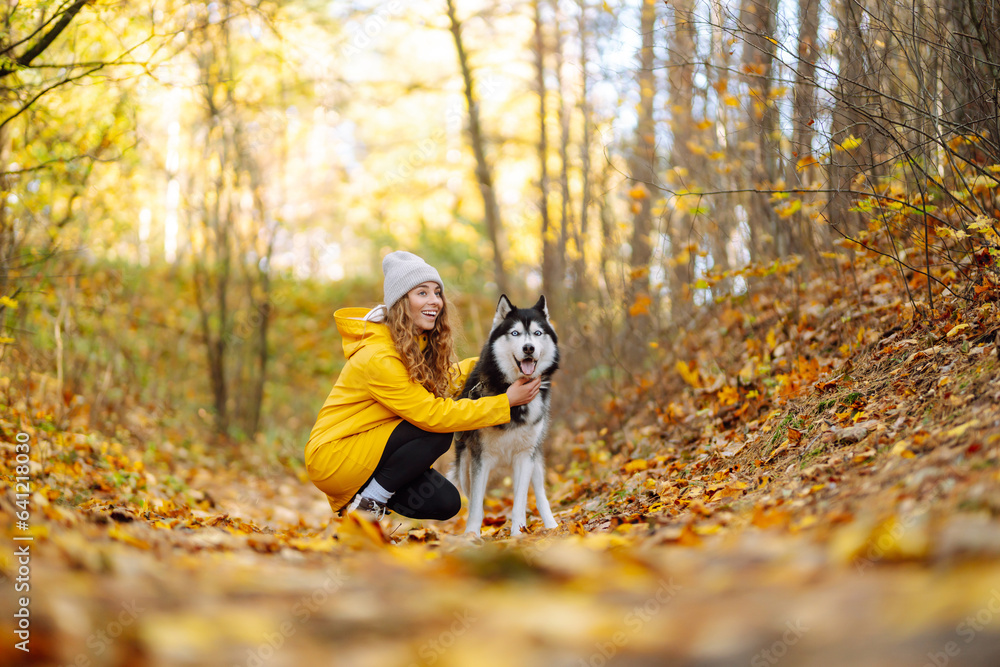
450, 295, 559, 536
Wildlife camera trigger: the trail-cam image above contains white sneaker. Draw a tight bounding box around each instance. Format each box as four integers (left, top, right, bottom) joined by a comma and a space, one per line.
341, 494, 388, 521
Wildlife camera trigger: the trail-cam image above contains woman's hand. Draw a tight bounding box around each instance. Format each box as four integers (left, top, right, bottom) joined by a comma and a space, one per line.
506, 377, 542, 406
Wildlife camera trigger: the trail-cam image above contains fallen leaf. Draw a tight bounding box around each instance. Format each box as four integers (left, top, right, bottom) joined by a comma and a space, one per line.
622, 459, 649, 474
890, 440, 915, 458
946, 323, 970, 337
946, 420, 979, 438
107, 523, 151, 550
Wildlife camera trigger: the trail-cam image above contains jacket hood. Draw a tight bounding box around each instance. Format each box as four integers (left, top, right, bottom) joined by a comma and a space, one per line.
334, 307, 393, 359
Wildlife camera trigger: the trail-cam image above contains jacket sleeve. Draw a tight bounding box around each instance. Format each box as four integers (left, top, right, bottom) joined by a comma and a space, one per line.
365, 352, 509, 433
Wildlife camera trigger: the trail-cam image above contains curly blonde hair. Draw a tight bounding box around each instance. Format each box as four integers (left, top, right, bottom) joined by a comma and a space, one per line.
386, 294, 459, 398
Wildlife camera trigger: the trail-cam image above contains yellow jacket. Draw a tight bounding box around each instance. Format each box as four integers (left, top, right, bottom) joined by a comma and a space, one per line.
305, 307, 511, 512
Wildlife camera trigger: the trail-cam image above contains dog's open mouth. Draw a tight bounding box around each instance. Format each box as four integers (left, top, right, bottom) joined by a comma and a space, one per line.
518, 358, 537, 376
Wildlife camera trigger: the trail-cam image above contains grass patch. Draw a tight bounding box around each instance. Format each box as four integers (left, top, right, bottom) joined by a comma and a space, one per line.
799, 445, 827, 467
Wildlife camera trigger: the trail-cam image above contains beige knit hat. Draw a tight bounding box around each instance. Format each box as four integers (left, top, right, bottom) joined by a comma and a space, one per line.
382, 251, 443, 308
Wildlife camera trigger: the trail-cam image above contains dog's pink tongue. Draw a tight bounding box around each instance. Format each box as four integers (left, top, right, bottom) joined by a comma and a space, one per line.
519, 359, 536, 375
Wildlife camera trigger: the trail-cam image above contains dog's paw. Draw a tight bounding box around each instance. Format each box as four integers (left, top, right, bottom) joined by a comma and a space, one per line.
461, 531, 485, 546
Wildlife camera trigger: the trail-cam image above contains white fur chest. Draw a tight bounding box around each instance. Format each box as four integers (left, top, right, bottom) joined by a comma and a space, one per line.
478, 395, 548, 467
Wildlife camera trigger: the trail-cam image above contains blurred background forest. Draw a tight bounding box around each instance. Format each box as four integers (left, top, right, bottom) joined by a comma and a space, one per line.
2, 0, 999, 460
5, 2, 1000, 665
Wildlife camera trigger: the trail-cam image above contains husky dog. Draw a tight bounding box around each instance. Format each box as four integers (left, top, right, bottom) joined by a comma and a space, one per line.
451, 294, 560, 536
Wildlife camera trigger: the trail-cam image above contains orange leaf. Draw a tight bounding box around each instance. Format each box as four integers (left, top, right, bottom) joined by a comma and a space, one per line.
751, 507, 791, 530
796, 155, 819, 171
629, 294, 652, 316
628, 184, 649, 200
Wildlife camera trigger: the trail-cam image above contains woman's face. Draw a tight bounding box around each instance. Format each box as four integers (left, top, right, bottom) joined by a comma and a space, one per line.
406, 282, 443, 332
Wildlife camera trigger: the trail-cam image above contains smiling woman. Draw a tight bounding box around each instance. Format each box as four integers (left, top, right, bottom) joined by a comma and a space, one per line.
303, 251, 542, 525
408, 282, 442, 331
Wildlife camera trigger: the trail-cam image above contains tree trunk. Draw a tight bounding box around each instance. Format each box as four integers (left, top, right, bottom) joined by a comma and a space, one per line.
554, 3, 573, 317
533, 0, 557, 306
598, 158, 615, 302
667, 0, 698, 320
626, 0, 657, 350
574, 0, 593, 298
0, 123, 9, 307
708, 0, 737, 295
828, 0, 870, 234
739, 0, 780, 258
445, 0, 509, 295
787, 0, 820, 257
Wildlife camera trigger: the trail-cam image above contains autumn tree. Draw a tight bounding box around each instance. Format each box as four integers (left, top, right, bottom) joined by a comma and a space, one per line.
784, 0, 820, 258
625, 0, 658, 356
445, 0, 510, 296
0, 1, 153, 328
666, 0, 699, 320
181, 1, 285, 439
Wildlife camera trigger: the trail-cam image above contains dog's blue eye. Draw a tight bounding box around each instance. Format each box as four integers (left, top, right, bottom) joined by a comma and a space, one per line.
511, 331, 519, 336
533, 330, 542, 336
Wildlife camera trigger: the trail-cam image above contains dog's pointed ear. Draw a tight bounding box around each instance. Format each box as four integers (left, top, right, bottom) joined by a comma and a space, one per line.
492, 294, 514, 326
533, 295, 550, 321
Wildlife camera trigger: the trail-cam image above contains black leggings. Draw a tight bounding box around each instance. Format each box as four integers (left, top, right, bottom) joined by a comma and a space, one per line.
365, 421, 461, 521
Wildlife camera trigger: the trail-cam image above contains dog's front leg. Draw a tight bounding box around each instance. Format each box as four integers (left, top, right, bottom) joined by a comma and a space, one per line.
510, 452, 533, 536
464, 456, 492, 535
531, 456, 558, 529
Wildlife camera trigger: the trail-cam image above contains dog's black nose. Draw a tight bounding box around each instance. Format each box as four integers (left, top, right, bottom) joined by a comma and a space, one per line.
523, 343, 535, 355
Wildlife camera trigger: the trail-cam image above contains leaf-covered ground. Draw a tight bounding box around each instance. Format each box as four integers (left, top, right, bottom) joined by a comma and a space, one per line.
4, 265, 1000, 666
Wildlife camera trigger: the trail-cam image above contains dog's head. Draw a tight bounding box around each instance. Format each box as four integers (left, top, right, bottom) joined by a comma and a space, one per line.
488, 294, 559, 383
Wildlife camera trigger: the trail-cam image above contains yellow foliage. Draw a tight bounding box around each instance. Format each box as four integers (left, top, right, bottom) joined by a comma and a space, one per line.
668, 166, 689, 180
890, 440, 915, 458
969, 216, 1000, 242
686, 141, 707, 156
971, 175, 999, 193
108, 524, 151, 550
629, 294, 652, 316
837, 135, 863, 151
628, 184, 649, 200
796, 155, 819, 171
717, 385, 740, 406
623, 459, 649, 474
946, 420, 979, 438
935, 225, 968, 240
777, 200, 802, 218
969, 215, 995, 231
676, 360, 700, 387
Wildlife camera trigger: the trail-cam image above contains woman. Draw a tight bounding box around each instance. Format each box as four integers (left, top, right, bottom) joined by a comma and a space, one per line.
305, 251, 541, 522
